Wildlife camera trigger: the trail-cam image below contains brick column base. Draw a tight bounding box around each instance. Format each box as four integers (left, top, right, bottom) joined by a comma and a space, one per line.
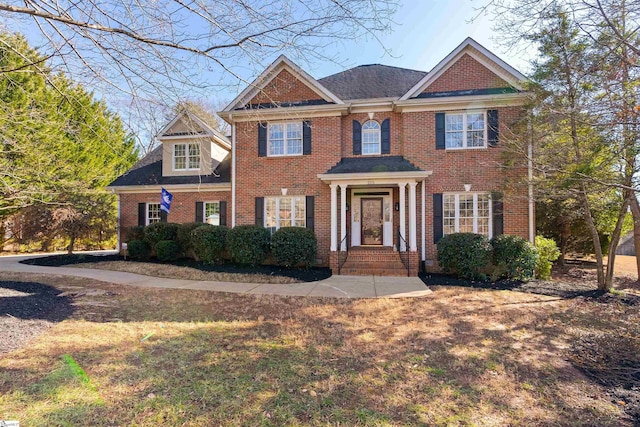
409, 251, 420, 276
329, 251, 339, 275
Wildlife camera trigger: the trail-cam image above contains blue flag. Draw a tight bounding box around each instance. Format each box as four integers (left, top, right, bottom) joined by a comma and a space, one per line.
161, 188, 173, 213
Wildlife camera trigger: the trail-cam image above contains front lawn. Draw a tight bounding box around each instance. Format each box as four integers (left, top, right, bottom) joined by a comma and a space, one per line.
1, 271, 638, 426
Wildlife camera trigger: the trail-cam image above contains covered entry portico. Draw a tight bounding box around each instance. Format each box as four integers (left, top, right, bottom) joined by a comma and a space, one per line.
318, 157, 432, 276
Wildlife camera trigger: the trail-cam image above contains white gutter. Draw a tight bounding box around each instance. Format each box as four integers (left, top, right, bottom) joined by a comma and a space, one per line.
116, 192, 121, 251
528, 126, 535, 243
231, 122, 236, 227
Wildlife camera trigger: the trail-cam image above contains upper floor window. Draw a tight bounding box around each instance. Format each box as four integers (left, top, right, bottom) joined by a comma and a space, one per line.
204, 201, 220, 225
362, 120, 381, 155
443, 193, 491, 237
265, 196, 306, 232
445, 112, 486, 149
147, 203, 161, 225
268, 122, 302, 156
173, 143, 200, 170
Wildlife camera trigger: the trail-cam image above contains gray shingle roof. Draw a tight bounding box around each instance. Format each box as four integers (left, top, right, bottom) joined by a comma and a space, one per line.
108, 146, 230, 187
318, 64, 427, 100
326, 156, 423, 174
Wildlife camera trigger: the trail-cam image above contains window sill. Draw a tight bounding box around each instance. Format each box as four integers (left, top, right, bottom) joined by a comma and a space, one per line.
264, 154, 304, 159
444, 146, 488, 152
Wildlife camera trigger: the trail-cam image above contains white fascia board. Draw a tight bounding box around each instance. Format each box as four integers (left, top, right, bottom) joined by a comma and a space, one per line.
156, 111, 231, 150
349, 99, 396, 113
108, 183, 231, 193
222, 55, 344, 112
220, 103, 350, 122
317, 171, 432, 184
400, 37, 527, 101
394, 92, 528, 113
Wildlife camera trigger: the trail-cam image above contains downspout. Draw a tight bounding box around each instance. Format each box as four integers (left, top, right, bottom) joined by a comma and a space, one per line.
421, 179, 426, 263
528, 124, 535, 243
231, 121, 236, 227
115, 190, 121, 251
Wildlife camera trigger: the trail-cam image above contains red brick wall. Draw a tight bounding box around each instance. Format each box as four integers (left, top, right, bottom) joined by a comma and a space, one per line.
119, 190, 231, 245
249, 69, 323, 105
423, 53, 509, 94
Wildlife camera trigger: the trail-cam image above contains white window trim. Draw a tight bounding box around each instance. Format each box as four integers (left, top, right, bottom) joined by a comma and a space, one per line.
203, 201, 221, 225
172, 142, 201, 171
361, 120, 381, 156
264, 196, 306, 230
146, 202, 161, 225
445, 110, 487, 150
443, 193, 492, 237
267, 122, 303, 157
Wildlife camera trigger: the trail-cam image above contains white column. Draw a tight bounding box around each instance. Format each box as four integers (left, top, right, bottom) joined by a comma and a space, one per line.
340, 184, 347, 250
330, 184, 338, 251
409, 181, 418, 251
399, 182, 407, 251
421, 179, 426, 261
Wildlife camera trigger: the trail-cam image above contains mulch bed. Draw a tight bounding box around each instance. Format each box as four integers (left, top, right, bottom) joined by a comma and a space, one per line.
21, 254, 333, 282
0, 280, 74, 354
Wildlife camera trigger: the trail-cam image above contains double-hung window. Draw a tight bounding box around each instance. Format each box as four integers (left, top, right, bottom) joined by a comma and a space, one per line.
443, 193, 491, 237
147, 203, 161, 225
268, 122, 302, 156
362, 120, 381, 155
445, 112, 486, 149
204, 202, 220, 225
173, 143, 200, 170
265, 196, 306, 232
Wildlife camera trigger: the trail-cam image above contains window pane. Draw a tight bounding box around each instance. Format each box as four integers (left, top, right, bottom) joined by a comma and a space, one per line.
188, 144, 200, 169
362, 121, 380, 130
294, 197, 306, 227
467, 113, 484, 130
174, 144, 186, 169
174, 144, 185, 156
444, 219, 456, 235
362, 121, 380, 154
205, 202, 220, 225
443, 195, 456, 218
445, 131, 463, 148
467, 131, 485, 147
279, 197, 292, 227
459, 194, 474, 232
286, 123, 302, 139
148, 203, 161, 224
265, 198, 277, 227
446, 114, 463, 131
269, 124, 284, 139
269, 139, 284, 155
287, 138, 302, 155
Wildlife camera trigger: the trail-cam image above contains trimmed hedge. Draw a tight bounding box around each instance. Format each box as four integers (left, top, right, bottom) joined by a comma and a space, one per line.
437, 233, 492, 280
271, 227, 317, 268
144, 222, 179, 247
535, 235, 560, 280
155, 240, 181, 262
176, 222, 205, 256
191, 225, 228, 264
127, 239, 151, 261
227, 225, 271, 266
126, 226, 145, 242
491, 234, 538, 281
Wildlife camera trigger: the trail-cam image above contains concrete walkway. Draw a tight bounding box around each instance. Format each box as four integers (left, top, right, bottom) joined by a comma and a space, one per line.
0, 253, 432, 299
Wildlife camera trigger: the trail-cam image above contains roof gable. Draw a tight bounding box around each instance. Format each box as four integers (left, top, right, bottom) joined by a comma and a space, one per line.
158, 110, 230, 150
222, 55, 344, 111
400, 37, 526, 100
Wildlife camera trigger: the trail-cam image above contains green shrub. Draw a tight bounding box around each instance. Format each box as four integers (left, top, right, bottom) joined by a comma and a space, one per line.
127, 239, 151, 261
535, 235, 560, 280
155, 240, 181, 262
227, 225, 271, 266
437, 233, 492, 280
144, 222, 179, 247
190, 224, 228, 264
271, 227, 317, 268
126, 226, 145, 242
491, 234, 538, 281
176, 222, 204, 257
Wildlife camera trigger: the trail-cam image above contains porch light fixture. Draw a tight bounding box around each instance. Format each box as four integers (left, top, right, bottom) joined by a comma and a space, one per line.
464, 184, 472, 192
346, 203, 350, 211
394, 202, 400, 211
281, 188, 288, 196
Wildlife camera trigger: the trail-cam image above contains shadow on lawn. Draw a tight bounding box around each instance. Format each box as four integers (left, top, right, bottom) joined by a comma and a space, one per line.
4, 287, 632, 426
0, 281, 73, 322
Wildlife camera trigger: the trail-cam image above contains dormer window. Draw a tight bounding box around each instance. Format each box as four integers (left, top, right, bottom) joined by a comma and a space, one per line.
362, 120, 381, 155
173, 143, 200, 171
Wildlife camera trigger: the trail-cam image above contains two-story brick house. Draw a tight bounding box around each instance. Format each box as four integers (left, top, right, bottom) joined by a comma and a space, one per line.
109, 38, 533, 276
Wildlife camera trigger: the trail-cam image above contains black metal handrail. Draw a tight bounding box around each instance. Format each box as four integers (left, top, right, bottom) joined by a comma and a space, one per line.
337, 232, 349, 274
396, 227, 410, 276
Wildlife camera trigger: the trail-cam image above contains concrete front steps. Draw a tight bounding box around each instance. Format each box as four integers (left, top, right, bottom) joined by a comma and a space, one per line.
339, 246, 409, 276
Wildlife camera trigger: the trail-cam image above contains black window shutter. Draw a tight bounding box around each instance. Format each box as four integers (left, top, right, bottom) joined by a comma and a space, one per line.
433, 193, 443, 243
258, 123, 267, 157
195, 201, 203, 222
255, 197, 264, 226
352, 120, 362, 155
138, 203, 146, 226
219, 201, 227, 226
303, 121, 312, 155
305, 196, 315, 231
492, 193, 504, 237
381, 118, 390, 154
160, 210, 168, 223
435, 113, 445, 150
488, 110, 499, 147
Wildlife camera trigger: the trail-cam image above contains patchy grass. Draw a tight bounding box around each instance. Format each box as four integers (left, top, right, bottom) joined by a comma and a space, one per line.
0, 271, 636, 426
